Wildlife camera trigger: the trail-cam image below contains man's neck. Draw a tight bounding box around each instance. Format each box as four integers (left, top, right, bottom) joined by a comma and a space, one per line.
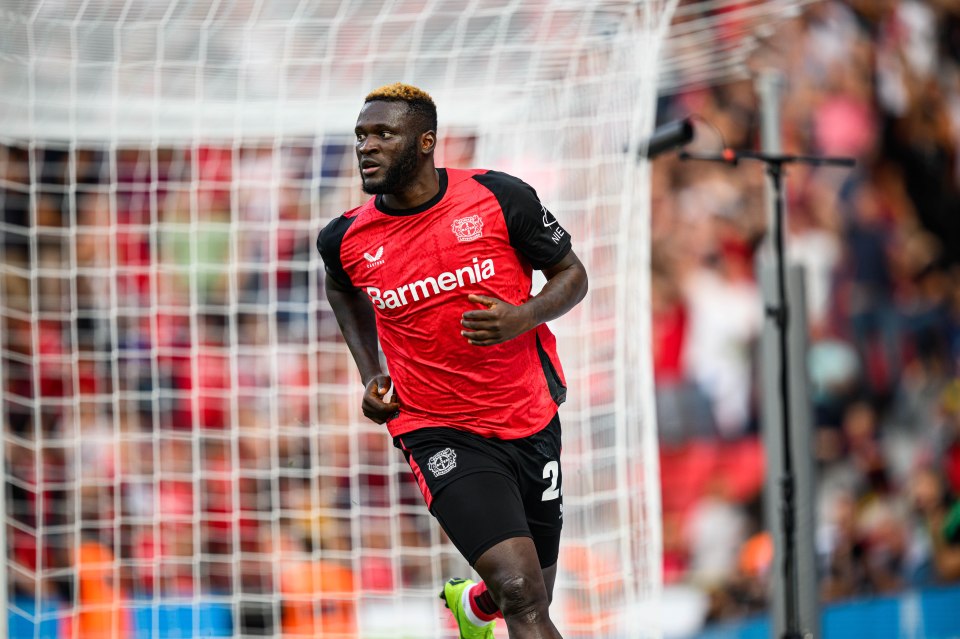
381, 167, 440, 210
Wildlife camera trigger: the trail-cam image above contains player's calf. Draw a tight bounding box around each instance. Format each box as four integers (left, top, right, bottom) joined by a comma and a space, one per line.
474, 538, 563, 638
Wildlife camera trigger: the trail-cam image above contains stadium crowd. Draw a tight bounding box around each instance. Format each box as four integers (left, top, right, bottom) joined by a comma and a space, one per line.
653, 0, 960, 626
1, 0, 960, 636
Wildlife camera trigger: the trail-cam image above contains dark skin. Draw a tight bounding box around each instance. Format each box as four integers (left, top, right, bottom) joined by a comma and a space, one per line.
326, 99, 586, 639
355, 100, 439, 209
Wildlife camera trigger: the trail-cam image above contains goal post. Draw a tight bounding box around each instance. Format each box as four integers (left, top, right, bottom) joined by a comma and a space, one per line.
1, 2, 678, 637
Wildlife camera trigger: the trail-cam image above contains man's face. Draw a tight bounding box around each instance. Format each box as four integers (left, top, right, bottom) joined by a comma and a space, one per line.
355, 101, 422, 195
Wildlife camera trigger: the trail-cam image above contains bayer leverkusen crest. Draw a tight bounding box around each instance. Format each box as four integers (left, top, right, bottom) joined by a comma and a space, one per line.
451, 215, 483, 242
427, 447, 457, 477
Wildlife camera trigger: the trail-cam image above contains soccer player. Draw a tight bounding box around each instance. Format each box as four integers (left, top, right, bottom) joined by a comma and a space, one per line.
317, 83, 587, 639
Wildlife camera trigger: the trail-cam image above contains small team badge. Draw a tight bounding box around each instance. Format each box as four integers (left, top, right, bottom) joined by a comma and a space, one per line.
427, 447, 457, 477
451, 215, 483, 242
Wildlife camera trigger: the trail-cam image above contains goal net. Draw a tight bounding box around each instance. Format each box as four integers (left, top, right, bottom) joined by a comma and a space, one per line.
0, 1, 678, 637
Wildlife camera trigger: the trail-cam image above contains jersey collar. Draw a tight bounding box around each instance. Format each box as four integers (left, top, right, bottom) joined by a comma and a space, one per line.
375, 168, 448, 216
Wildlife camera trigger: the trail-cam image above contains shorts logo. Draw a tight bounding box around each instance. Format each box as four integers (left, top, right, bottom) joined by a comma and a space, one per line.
427, 447, 457, 477
451, 215, 483, 242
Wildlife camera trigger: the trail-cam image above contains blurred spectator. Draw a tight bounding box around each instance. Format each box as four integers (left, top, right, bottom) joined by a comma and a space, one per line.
277, 530, 357, 638
62, 540, 132, 639
908, 466, 960, 583
680, 212, 763, 438
839, 183, 901, 397
941, 380, 960, 494
685, 480, 749, 586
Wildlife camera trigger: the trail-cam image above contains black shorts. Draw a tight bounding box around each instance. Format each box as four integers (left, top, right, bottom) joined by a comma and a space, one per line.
394, 414, 563, 568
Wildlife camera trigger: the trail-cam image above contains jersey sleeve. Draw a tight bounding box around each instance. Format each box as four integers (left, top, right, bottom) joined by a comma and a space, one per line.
317, 215, 355, 289
472, 171, 572, 270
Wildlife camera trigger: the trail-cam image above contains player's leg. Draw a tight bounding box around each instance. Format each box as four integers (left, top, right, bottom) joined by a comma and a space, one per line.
430, 471, 563, 638
472, 536, 563, 639
430, 471, 529, 639
455, 554, 557, 625
396, 429, 527, 638
515, 414, 564, 607
541, 562, 558, 603
464, 413, 565, 639
395, 424, 564, 638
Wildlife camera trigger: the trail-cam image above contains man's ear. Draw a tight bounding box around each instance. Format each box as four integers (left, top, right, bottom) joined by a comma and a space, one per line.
420, 130, 437, 154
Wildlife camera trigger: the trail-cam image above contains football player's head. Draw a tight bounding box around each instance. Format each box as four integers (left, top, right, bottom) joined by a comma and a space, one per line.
355, 83, 437, 195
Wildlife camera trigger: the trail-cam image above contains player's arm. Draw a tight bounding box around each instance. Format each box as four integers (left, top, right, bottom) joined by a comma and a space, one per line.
325, 273, 399, 423
461, 249, 587, 346
461, 171, 588, 346
319, 216, 399, 424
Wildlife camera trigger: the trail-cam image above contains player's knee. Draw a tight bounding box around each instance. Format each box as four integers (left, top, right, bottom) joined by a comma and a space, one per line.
494, 573, 550, 622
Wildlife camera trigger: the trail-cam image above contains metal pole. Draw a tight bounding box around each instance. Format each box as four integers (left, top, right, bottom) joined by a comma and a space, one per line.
0, 169, 8, 639
756, 69, 818, 639
757, 70, 783, 240
0, 327, 6, 639
770, 165, 802, 639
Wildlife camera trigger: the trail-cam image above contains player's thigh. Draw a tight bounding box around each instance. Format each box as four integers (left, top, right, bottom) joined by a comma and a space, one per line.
430, 471, 532, 566
513, 414, 564, 568
395, 424, 512, 511
395, 425, 549, 566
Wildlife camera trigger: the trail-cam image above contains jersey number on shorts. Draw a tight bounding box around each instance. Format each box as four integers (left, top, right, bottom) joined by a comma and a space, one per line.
541, 461, 561, 501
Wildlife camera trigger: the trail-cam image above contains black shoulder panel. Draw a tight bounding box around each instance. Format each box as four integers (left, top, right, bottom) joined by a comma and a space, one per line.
317, 213, 359, 289
472, 170, 571, 270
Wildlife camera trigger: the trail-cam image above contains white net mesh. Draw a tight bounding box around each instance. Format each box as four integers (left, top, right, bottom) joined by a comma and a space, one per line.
1, 1, 680, 637
659, 0, 818, 92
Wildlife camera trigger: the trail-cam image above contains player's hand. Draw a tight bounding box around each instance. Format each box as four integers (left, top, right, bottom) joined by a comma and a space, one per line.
460, 294, 534, 346
362, 374, 400, 424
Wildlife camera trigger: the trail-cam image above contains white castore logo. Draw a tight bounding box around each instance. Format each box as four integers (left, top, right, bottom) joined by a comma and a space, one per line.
428, 448, 457, 477
364, 246, 384, 268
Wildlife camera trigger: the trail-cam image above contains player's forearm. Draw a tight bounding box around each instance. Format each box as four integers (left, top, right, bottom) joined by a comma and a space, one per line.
524, 250, 588, 327
325, 274, 383, 383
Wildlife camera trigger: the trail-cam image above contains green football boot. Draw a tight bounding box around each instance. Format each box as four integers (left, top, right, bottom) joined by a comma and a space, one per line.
440, 577, 497, 639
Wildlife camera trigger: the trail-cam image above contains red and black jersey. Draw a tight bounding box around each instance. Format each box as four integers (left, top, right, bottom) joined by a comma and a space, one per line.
317, 168, 571, 440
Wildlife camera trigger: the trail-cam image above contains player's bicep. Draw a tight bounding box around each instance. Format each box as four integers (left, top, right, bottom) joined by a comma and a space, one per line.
542, 248, 585, 281
324, 271, 354, 294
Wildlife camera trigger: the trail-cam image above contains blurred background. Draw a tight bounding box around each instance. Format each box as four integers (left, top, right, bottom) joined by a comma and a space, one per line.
651, 0, 960, 634
2, 0, 960, 637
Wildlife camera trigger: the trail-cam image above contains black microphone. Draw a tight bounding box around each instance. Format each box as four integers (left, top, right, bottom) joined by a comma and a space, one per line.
678, 148, 739, 165
640, 118, 694, 159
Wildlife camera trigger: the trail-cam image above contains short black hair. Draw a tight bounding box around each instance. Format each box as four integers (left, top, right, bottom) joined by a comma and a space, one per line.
365, 82, 438, 134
